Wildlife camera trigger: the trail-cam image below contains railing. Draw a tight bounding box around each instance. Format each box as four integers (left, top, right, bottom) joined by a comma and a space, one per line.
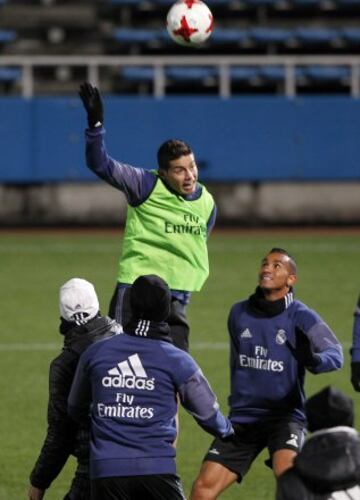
1, 54, 360, 98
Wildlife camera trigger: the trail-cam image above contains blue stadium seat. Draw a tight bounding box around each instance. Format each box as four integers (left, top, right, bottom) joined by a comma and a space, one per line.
210, 28, 248, 44
0, 30, 16, 43
302, 65, 350, 81
341, 27, 360, 44
113, 28, 161, 44
120, 66, 155, 82
108, 0, 143, 4
245, 0, 279, 6
148, 0, 177, 6
0, 67, 21, 83
166, 66, 217, 82
206, 0, 237, 5
248, 27, 292, 44
258, 65, 286, 82
337, 0, 360, 5
292, 0, 322, 6
294, 27, 340, 45
230, 66, 259, 81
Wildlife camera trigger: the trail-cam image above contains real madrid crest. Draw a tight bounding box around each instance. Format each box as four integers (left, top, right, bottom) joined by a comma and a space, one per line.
276, 329, 287, 345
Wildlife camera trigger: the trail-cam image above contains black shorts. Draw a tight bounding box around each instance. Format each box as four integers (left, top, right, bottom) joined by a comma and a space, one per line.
91, 474, 186, 500
109, 284, 190, 352
203, 419, 306, 482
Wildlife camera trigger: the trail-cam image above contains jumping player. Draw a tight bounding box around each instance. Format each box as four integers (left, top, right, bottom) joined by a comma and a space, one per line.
79, 82, 216, 352
190, 248, 343, 499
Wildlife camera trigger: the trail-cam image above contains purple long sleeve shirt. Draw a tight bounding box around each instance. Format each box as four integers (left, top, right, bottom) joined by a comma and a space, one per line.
68, 333, 233, 478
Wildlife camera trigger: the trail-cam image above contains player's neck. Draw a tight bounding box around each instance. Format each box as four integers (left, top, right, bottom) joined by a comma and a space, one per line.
263, 287, 290, 302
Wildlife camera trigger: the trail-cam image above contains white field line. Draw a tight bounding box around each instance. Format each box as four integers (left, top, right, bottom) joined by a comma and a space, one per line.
0, 341, 229, 351
0, 341, 351, 351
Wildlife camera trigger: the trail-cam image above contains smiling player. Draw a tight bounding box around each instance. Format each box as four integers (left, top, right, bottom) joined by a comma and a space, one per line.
190, 247, 343, 500
79, 82, 216, 352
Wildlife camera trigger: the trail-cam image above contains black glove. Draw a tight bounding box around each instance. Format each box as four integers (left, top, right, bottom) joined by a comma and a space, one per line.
351, 362, 360, 392
286, 327, 320, 369
79, 82, 104, 128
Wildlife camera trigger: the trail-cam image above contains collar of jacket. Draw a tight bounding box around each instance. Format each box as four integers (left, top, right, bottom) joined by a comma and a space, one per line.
125, 318, 173, 343
247, 286, 294, 317
60, 315, 118, 354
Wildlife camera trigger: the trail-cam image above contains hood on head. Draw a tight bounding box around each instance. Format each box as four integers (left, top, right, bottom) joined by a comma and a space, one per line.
130, 274, 171, 322
295, 426, 360, 492
60, 277, 99, 326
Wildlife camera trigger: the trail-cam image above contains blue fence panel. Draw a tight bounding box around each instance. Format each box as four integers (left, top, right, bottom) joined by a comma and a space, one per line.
0, 96, 360, 182
0, 98, 33, 182
104, 97, 360, 181
34, 98, 98, 182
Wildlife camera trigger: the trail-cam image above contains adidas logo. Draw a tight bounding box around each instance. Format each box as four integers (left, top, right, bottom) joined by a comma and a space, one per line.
208, 448, 220, 455
240, 328, 252, 339
108, 353, 147, 378
135, 320, 150, 336
102, 353, 155, 391
286, 434, 299, 448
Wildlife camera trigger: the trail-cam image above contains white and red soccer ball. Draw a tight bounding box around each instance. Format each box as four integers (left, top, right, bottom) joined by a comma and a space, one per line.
166, 0, 214, 47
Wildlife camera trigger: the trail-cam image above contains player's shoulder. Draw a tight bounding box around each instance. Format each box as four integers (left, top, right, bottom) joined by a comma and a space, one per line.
50, 349, 73, 370
49, 348, 79, 382
355, 294, 360, 315
227, 300, 249, 331
81, 333, 119, 360
159, 341, 198, 370
158, 340, 192, 359
146, 168, 158, 178
159, 343, 200, 385
291, 299, 316, 314
229, 299, 248, 316
290, 299, 322, 324
197, 182, 215, 204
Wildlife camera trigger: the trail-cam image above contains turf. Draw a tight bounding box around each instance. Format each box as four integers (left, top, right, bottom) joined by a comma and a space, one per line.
0, 229, 359, 499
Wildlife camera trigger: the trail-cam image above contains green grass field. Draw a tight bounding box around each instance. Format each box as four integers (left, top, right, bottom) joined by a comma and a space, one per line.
0, 229, 359, 500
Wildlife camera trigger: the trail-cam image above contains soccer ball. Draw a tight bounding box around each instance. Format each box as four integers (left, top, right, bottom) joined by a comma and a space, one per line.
166, 0, 214, 47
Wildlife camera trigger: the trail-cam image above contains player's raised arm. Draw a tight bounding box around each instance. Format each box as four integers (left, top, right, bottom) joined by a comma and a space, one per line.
79, 82, 156, 204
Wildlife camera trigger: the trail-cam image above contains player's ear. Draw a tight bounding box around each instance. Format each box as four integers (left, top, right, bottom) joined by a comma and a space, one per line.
287, 274, 297, 287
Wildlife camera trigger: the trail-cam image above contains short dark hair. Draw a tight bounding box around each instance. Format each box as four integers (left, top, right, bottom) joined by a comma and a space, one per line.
157, 139, 192, 171
269, 247, 297, 274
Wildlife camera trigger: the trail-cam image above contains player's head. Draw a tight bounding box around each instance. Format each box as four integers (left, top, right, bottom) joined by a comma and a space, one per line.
59, 277, 99, 325
291, 426, 360, 498
305, 385, 354, 432
258, 248, 297, 297
157, 139, 198, 195
130, 274, 171, 322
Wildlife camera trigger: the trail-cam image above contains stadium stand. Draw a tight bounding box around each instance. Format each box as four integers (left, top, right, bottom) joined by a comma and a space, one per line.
165, 65, 218, 93
1, 0, 360, 94
116, 65, 155, 94
0, 30, 16, 44
0, 66, 21, 93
